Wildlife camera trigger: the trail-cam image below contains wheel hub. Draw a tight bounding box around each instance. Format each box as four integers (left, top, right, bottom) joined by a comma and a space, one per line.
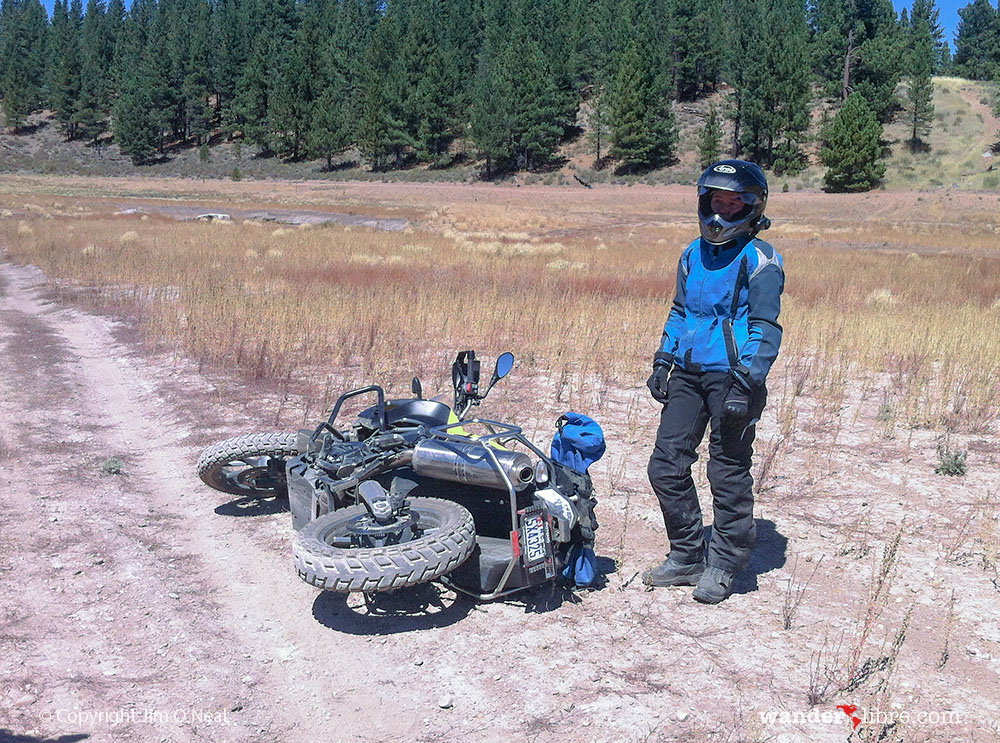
233, 458, 286, 491
347, 511, 419, 548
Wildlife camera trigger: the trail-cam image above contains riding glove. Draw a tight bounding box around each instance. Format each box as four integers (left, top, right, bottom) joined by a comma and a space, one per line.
721, 374, 752, 424
646, 352, 673, 404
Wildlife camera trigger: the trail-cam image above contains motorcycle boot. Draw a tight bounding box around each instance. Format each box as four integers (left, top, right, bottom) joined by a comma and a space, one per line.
692, 566, 734, 604
642, 555, 706, 587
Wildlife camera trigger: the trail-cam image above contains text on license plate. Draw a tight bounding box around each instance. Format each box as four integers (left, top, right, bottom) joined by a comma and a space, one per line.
522, 513, 549, 564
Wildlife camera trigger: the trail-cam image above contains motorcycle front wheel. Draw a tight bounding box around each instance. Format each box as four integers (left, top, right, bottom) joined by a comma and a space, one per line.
293, 497, 476, 592
196, 432, 299, 496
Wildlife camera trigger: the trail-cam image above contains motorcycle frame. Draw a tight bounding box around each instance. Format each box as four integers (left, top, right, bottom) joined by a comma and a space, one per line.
425, 418, 564, 601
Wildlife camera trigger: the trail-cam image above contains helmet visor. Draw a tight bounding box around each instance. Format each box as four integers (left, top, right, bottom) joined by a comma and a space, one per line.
697, 186, 763, 206
698, 188, 758, 223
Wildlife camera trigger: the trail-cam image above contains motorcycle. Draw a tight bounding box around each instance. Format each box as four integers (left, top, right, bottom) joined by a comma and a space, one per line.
196, 351, 603, 601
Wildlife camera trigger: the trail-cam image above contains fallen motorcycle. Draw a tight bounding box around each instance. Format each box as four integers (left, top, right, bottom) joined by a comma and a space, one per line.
196, 351, 604, 600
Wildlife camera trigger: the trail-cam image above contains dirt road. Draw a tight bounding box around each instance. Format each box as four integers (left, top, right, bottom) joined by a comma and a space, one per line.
2, 258, 998, 743
0, 261, 702, 743
0, 261, 574, 743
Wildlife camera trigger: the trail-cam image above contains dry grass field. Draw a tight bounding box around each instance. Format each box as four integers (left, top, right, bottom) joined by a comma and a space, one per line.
2, 174, 999, 428
2, 173, 999, 742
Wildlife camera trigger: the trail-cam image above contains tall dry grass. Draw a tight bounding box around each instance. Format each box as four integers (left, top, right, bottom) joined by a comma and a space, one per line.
2, 185, 998, 433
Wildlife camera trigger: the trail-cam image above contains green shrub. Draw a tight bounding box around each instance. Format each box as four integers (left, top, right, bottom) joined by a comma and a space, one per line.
101, 456, 127, 475
935, 443, 967, 477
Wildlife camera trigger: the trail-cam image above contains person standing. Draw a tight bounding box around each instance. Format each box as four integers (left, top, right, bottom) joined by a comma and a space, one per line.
644, 160, 784, 604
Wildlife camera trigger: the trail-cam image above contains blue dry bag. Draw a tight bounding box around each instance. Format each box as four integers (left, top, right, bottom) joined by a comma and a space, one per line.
550, 412, 605, 587
550, 412, 606, 473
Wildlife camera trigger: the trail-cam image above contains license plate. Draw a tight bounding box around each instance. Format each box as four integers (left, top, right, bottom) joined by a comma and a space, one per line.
519, 508, 554, 578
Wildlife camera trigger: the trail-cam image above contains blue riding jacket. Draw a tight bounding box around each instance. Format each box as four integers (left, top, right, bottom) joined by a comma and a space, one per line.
657, 236, 784, 388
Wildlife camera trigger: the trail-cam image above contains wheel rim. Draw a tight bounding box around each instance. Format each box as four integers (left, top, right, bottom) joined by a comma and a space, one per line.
211, 455, 287, 494
319, 506, 445, 549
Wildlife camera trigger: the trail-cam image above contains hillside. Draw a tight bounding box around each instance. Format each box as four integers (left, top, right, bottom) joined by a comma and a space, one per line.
2, 78, 998, 191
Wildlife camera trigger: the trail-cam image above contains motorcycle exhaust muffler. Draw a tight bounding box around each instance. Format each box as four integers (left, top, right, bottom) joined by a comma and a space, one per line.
411, 439, 535, 492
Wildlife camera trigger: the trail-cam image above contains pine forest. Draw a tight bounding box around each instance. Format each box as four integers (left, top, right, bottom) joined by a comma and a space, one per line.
0, 0, 998, 190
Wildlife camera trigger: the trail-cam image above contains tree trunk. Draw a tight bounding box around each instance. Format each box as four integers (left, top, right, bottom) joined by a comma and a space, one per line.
732, 94, 742, 156
842, 28, 855, 102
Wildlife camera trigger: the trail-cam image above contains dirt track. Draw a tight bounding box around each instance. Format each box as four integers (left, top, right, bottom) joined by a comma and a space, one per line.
2, 257, 999, 743
0, 261, 564, 743
0, 260, 700, 743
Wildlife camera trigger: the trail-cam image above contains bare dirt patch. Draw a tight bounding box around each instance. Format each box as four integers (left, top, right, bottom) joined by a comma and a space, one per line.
1, 174, 999, 742
1, 258, 998, 743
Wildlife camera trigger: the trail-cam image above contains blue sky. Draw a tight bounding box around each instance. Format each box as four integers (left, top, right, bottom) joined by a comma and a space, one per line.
892, 0, 969, 50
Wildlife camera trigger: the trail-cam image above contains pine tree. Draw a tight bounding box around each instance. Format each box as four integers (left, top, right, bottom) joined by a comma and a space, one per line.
526, 0, 577, 133
412, 45, 459, 161
811, 0, 902, 120
698, 104, 722, 168
112, 0, 159, 163
74, 0, 109, 145
212, 0, 253, 115
356, 12, 411, 170
853, 28, 903, 122
808, 0, 858, 99
908, 0, 946, 70
270, 16, 320, 160
0, 0, 48, 131
181, 0, 214, 144
306, 0, 353, 169
468, 0, 516, 175
609, 0, 677, 171
141, 0, 176, 148
104, 0, 125, 96
587, 84, 611, 167
820, 91, 886, 191
954, 0, 999, 80
228, 0, 297, 154
672, 0, 725, 101
727, 0, 809, 169
50, 0, 83, 138
397, 0, 461, 163
906, 17, 935, 151
773, 0, 812, 173
114, 83, 159, 163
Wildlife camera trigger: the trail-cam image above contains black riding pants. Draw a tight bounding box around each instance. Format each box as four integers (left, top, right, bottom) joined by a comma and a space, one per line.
646, 369, 766, 573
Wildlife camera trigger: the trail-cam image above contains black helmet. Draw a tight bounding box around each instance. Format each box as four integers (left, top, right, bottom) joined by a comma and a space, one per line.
697, 159, 769, 245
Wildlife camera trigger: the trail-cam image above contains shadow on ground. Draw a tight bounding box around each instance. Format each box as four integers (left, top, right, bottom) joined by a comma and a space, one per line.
732, 518, 788, 595
695, 518, 788, 595
310, 554, 618, 632
0, 732, 89, 743
311, 582, 475, 634
214, 495, 289, 518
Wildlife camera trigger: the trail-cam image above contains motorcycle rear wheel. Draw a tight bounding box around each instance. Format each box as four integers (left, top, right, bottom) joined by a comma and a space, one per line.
196, 432, 299, 496
293, 497, 476, 592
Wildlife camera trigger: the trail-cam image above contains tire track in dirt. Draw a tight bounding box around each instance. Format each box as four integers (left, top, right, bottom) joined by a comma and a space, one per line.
1, 260, 843, 743
2, 261, 679, 743
0, 262, 451, 742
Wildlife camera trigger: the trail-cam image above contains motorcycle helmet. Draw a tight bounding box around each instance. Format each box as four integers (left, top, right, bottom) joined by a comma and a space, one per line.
697, 159, 769, 245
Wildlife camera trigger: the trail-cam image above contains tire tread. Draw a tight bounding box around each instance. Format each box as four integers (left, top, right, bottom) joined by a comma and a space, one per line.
293, 498, 477, 592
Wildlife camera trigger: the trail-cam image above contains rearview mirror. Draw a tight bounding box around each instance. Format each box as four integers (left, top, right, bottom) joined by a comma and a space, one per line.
411, 377, 422, 399
495, 352, 514, 379
487, 352, 515, 391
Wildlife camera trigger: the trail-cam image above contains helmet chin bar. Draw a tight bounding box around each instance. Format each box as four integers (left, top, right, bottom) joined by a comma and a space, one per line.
699, 212, 766, 246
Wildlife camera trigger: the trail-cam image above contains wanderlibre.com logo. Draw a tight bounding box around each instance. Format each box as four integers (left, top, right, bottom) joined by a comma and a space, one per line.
759, 705, 963, 732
